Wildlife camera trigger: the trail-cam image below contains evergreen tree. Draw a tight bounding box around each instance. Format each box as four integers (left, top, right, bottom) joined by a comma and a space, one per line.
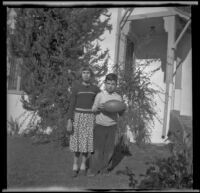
9, 8, 112, 132
117, 59, 160, 145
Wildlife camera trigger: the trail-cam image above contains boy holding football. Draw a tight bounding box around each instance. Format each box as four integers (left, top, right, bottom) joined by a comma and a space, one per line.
87, 73, 126, 176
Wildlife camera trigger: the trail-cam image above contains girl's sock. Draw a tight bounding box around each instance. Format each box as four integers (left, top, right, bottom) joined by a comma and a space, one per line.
80, 163, 86, 170
80, 153, 88, 170
73, 164, 78, 171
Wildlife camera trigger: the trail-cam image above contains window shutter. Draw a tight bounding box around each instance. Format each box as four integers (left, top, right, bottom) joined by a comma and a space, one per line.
125, 36, 134, 79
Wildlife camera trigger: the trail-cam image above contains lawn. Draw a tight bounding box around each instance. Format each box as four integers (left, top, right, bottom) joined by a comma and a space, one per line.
7, 135, 171, 191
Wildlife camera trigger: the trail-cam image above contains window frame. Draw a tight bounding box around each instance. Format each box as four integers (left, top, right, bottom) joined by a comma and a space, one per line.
7, 56, 24, 95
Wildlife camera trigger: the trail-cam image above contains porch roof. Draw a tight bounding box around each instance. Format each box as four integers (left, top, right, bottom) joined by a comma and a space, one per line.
124, 7, 191, 69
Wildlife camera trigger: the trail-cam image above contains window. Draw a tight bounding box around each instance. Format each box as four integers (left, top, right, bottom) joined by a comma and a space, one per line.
7, 56, 23, 94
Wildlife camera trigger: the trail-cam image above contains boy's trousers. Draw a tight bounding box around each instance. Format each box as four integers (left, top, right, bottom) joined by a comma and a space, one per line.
89, 123, 117, 174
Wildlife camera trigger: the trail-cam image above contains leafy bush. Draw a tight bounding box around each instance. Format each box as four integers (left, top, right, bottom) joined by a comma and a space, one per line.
116, 167, 138, 188
117, 60, 161, 145
7, 116, 20, 136
127, 128, 193, 190
136, 152, 193, 189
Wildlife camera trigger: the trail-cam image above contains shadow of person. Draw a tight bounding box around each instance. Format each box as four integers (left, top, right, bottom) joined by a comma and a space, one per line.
86, 135, 132, 173
108, 135, 132, 172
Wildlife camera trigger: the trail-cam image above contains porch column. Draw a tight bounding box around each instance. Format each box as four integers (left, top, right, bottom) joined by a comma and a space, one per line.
114, 8, 122, 75
180, 49, 192, 116
173, 57, 182, 111
162, 16, 176, 138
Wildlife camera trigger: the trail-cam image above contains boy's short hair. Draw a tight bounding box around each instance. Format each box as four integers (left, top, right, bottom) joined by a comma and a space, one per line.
105, 73, 118, 83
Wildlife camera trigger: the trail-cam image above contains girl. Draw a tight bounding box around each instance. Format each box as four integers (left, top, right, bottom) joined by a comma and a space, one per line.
67, 66, 100, 177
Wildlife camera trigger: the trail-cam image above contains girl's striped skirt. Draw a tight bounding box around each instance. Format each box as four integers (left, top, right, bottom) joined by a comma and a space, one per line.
69, 112, 95, 153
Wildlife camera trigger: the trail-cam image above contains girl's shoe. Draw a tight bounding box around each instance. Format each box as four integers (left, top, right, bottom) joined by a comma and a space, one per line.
72, 170, 79, 178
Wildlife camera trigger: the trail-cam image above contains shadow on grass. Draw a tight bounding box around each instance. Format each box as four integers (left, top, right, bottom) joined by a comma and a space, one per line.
108, 136, 132, 172
85, 136, 132, 171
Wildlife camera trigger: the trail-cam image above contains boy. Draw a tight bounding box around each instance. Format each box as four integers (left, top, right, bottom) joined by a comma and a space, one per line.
88, 73, 125, 176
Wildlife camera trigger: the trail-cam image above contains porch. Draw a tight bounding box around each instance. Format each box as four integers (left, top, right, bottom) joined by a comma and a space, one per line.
114, 7, 192, 142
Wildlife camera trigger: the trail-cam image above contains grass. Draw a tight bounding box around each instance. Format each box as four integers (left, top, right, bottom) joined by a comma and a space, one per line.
7, 135, 171, 190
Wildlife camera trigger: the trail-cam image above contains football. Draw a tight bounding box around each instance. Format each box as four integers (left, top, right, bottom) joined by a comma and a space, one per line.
104, 100, 126, 113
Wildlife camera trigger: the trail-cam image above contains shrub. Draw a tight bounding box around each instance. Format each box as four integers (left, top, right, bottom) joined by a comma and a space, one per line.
117, 60, 161, 145
7, 116, 20, 136
137, 152, 193, 189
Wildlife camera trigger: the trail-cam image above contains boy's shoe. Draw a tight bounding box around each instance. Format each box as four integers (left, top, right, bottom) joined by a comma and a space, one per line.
72, 170, 79, 178
79, 169, 87, 177
87, 169, 97, 177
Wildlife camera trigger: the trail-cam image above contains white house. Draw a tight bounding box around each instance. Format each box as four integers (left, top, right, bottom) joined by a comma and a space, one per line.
114, 7, 193, 143
7, 7, 193, 143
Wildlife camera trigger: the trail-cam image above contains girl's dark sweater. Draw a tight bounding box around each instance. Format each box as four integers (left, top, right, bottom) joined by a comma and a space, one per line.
67, 81, 100, 120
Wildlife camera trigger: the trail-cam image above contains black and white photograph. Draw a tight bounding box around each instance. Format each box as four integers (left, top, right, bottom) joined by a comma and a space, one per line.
4, 1, 198, 191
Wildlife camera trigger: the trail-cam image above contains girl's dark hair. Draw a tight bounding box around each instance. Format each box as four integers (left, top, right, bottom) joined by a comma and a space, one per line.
105, 73, 118, 83
78, 66, 94, 80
